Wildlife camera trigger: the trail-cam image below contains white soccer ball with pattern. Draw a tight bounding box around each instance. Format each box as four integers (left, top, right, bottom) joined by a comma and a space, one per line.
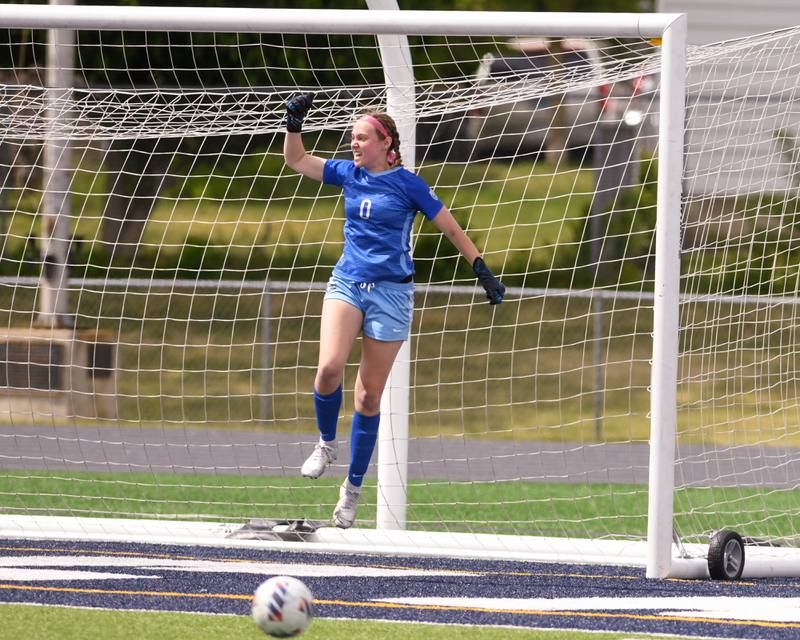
251, 575, 314, 637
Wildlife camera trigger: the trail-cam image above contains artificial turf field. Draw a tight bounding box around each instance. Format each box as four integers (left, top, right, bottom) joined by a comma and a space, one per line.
0, 603, 698, 640
2, 537, 799, 640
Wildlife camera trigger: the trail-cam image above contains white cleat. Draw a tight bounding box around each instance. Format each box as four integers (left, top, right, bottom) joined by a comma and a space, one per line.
332, 478, 361, 529
301, 441, 337, 479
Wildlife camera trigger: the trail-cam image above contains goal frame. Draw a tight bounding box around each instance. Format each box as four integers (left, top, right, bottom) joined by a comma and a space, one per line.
0, 4, 692, 578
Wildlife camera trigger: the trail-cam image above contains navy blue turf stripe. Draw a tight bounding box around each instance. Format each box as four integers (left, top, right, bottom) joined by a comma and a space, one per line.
0, 538, 797, 640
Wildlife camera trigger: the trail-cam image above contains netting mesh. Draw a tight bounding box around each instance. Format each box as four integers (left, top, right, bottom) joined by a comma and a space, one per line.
677, 26, 800, 546
0, 16, 798, 554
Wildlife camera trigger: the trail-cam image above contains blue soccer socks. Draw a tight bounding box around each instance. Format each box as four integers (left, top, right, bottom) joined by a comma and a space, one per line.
348, 411, 380, 487
313, 385, 342, 442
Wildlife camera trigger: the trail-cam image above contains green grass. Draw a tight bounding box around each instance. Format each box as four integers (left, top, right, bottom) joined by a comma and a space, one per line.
2, 469, 799, 544
0, 603, 698, 640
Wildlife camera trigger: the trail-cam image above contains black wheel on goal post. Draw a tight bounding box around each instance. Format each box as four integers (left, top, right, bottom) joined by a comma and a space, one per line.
707, 529, 745, 580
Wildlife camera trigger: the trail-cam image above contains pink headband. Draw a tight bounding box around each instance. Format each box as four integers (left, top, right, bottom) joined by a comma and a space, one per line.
359, 115, 398, 164
359, 114, 390, 138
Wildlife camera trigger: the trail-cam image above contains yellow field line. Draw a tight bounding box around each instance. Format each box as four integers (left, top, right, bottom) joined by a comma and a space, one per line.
1, 583, 798, 630
0, 583, 252, 601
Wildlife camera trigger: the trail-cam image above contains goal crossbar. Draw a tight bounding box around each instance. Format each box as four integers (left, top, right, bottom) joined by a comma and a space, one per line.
0, 5, 683, 38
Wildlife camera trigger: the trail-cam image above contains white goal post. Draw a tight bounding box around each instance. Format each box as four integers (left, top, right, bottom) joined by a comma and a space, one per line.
1, 3, 798, 580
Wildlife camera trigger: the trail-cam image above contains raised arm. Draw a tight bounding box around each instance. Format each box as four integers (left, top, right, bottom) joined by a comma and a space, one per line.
283, 93, 325, 182
430, 206, 506, 305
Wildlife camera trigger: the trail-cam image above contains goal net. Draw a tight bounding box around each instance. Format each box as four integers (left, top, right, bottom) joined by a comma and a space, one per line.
0, 6, 796, 577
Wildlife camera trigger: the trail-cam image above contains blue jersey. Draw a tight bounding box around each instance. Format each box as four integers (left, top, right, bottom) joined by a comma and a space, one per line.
322, 159, 443, 282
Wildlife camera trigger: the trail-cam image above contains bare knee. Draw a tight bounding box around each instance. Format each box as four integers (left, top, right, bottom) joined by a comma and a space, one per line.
315, 363, 343, 395
354, 386, 382, 416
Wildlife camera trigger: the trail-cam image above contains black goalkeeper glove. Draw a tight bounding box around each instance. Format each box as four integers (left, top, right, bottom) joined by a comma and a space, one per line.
285, 92, 315, 133
473, 257, 505, 305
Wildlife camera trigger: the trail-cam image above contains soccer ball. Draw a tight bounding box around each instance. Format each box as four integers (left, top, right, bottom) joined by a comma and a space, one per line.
251, 575, 314, 637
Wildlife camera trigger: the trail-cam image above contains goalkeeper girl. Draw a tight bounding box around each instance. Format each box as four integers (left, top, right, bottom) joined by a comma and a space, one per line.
283, 93, 505, 528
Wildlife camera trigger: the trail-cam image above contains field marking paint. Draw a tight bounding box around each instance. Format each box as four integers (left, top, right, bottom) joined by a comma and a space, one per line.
1, 543, 794, 638
0, 569, 160, 581
0, 546, 761, 588
378, 597, 800, 626
2, 583, 799, 633
0, 545, 483, 576
0, 583, 253, 601
1, 601, 243, 617
0, 545, 200, 561
0, 554, 478, 578
0, 546, 668, 582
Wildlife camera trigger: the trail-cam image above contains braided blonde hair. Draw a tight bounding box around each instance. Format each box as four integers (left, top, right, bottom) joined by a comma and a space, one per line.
361, 110, 402, 167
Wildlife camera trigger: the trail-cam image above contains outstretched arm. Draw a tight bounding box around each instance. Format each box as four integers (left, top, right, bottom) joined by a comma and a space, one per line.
430, 206, 480, 264
430, 206, 506, 305
283, 93, 325, 182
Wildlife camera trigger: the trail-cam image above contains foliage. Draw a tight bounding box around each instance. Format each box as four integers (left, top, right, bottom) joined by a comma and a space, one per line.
0, 0, 656, 255
0, 0, 654, 88
0, 152, 660, 290
572, 153, 659, 290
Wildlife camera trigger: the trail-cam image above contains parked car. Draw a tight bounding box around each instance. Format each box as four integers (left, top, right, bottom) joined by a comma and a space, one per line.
465, 38, 650, 160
